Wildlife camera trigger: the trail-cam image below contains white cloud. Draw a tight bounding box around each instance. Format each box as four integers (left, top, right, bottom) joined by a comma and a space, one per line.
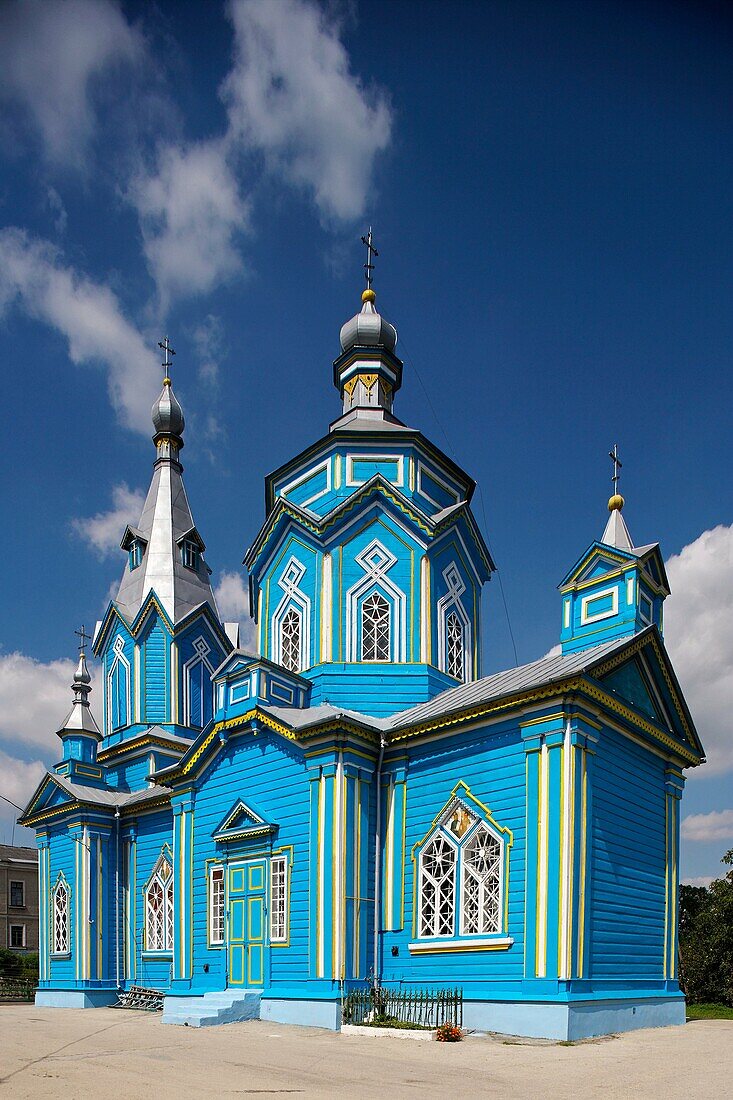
72, 483, 145, 557
223, 0, 391, 223
681, 809, 733, 843
214, 571, 257, 650
193, 314, 226, 388
129, 140, 249, 311
0, 0, 144, 166
664, 524, 733, 775
0, 652, 101, 753
0, 749, 48, 811
681, 875, 714, 888
0, 228, 159, 434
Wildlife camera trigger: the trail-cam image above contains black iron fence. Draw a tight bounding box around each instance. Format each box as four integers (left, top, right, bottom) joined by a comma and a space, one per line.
343, 986, 462, 1028
0, 977, 35, 1002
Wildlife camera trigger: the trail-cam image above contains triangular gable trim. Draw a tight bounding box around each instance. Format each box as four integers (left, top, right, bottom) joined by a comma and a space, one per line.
411, 780, 513, 858
213, 797, 277, 842
559, 542, 637, 589
92, 602, 132, 656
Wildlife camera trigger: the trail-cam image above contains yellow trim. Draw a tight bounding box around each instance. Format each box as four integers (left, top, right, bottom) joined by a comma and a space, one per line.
408, 938, 513, 954
577, 752, 587, 978
664, 793, 670, 979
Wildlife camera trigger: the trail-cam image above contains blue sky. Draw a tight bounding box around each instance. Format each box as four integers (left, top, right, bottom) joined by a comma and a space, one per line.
0, 0, 731, 879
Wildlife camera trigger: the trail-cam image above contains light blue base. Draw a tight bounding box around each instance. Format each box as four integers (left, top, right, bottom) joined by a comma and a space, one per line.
35, 989, 119, 1009
260, 997, 341, 1031
162, 991, 261, 1027
464, 997, 686, 1040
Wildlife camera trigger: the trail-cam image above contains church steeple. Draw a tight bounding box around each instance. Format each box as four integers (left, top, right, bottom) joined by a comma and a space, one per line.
332, 229, 403, 425
114, 339, 219, 625
55, 627, 104, 782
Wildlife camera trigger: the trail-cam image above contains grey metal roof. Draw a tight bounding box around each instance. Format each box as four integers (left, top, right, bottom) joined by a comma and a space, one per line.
388, 633, 639, 731
602, 506, 634, 550
114, 382, 219, 625
267, 703, 391, 734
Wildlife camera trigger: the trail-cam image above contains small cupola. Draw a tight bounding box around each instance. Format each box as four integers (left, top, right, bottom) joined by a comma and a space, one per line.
55, 630, 104, 782
559, 449, 670, 655
332, 230, 403, 423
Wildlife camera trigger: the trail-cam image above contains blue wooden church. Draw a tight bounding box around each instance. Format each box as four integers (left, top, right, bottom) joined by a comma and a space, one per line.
20, 277, 704, 1039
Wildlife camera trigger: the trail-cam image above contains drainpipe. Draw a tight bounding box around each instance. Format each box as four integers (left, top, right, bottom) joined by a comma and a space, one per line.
372, 734, 386, 990
115, 809, 120, 990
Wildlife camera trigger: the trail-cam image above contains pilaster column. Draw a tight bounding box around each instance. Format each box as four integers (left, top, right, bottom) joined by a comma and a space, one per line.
382, 757, 408, 933
172, 792, 195, 984
664, 767, 685, 981
37, 835, 50, 982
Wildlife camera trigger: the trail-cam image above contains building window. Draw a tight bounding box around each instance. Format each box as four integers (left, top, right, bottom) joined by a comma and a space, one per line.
280, 607, 302, 672
182, 540, 199, 570
361, 592, 390, 661
9, 925, 25, 949
446, 611, 464, 681
270, 856, 288, 942
9, 881, 24, 908
417, 797, 507, 940
52, 877, 70, 955
129, 539, 143, 570
209, 867, 224, 945
145, 856, 174, 952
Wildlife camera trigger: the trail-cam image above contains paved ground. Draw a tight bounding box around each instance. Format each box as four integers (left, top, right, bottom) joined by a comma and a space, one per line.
0, 1006, 731, 1099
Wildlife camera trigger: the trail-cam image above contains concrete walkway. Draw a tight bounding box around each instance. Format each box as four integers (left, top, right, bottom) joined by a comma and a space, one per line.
0, 1005, 731, 1098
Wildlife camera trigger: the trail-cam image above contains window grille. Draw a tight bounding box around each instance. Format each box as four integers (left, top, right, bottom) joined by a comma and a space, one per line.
270, 856, 288, 942
129, 540, 143, 570
446, 611, 464, 680
418, 807, 505, 939
10, 925, 25, 948
461, 823, 502, 934
361, 592, 390, 661
419, 834, 456, 937
9, 881, 24, 907
210, 867, 224, 945
145, 857, 173, 951
280, 608, 301, 672
182, 540, 198, 570
52, 879, 69, 954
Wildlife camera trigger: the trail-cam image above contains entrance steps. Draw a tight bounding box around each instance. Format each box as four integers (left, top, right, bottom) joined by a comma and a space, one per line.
162, 989, 261, 1027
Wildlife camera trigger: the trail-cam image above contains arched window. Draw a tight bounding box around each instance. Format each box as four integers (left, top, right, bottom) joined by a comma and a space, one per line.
361, 592, 390, 661
446, 611, 464, 681
416, 791, 509, 941
280, 607, 302, 672
52, 876, 70, 955
145, 856, 173, 952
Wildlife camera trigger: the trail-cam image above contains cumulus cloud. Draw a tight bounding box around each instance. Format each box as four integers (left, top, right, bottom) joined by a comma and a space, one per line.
681, 809, 733, 843
0, 228, 159, 433
664, 524, 733, 775
0, 0, 144, 166
223, 0, 392, 223
71, 483, 145, 557
0, 652, 101, 752
0, 749, 48, 809
681, 875, 715, 888
214, 571, 257, 650
193, 313, 226, 389
129, 140, 249, 311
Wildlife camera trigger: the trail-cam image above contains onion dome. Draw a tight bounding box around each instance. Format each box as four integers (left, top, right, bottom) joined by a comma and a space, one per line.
339, 289, 398, 355
152, 378, 185, 440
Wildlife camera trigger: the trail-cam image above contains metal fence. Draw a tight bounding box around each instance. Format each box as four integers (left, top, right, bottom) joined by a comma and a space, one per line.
342, 986, 462, 1028
0, 977, 35, 1002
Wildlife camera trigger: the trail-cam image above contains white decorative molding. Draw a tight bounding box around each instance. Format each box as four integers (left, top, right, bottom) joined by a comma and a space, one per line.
281, 458, 331, 511
436, 562, 472, 682
580, 585, 619, 625
106, 634, 131, 734
345, 453, 405, 488
182, 636, 215, 729
346, 540, 406, 663
416, 460, 461, 511
271, 557, 311, 672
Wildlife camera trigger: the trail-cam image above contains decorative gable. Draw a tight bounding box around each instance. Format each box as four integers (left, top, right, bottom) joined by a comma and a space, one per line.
213, 799, 277, 843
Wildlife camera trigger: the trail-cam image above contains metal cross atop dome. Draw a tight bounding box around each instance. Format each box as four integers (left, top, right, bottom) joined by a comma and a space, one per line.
609, 443, 622, 494
158, 336, 176, 382
74, 624, 92, 654
360, 227, 378, 290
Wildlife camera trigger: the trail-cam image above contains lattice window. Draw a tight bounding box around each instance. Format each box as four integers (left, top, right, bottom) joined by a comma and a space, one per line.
361, 592, 390, 661
52, 878, 69, 954
280, 608, 301, 672
270, 856, 288, 942
145, 856, 173, 951
461, 823, 501, 934
419, 834, 456, 936
210, 867, 224, 945
446, 611, 464, 680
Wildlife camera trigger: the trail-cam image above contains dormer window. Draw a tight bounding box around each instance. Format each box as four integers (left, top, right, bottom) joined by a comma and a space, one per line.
182, 539, 199, 570
129, 539, 144, 571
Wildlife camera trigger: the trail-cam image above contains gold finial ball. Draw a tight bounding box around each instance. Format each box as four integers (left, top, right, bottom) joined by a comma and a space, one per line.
608, 493, 625, 512
362, 288, 376, 304
163, 377, 171, 386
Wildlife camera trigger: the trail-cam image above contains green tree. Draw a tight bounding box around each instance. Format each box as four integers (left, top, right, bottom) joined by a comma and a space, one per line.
679, 849, 733, 1006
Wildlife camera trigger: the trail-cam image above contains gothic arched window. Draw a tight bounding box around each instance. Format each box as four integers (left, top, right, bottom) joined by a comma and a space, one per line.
52, 875, 70, 955
145, 856, 173, 952
415, 790, 510, 941
280, 607, 302, 672
361, 592, 390, 661
446, 611, 464, 681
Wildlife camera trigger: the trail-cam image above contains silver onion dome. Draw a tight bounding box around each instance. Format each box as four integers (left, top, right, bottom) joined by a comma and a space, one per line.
152, 379, 185, 438
339, 290, 398, 354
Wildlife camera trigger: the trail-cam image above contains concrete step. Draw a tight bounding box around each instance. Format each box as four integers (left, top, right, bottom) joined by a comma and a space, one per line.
162, 990, 261, 1028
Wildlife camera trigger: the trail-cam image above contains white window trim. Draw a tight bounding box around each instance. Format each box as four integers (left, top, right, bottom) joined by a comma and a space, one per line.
271, 557, 311, 672
269, 855, 288, 943
280, 458, 331, 510
106, 635, 131, 735
182, 636, 216, 728
346, 540, 406, 663
209, 865, 225, 946
436, 562, 473, 682
9, 924, 26, 948
144, 855, 174, 953
639, 593, 653, 625
580, 585, 619, 625
346, 453, 405, 488
51, 875, 70, 956
416, 460, 461, 510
